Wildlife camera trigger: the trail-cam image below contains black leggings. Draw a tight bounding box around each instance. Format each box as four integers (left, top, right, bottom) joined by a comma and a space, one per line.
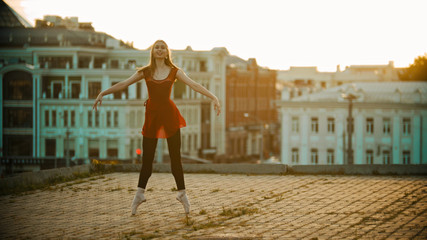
138, 130, 185, 190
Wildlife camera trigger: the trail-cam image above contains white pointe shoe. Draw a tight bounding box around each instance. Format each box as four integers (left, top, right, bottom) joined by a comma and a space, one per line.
176, 191, 190, 214
131, 192, 146, 215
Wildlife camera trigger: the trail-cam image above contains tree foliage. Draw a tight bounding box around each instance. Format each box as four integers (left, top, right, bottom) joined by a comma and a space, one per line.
399, 54, 427, 81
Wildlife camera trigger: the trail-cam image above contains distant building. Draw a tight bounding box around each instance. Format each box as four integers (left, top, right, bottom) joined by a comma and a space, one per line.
35, 16, 94, 31
226, 57, 279, 162
278, 62, 401, 100
170, 46, 229, 159
277, 82, 427, 165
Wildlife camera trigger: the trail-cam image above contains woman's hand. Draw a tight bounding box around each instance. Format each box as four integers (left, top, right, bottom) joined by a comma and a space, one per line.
213, 98, 221, 116
92, 93, 103, 111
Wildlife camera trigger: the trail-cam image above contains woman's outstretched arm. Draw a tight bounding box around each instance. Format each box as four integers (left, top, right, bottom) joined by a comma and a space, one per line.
92, 71, 145, 111
176, 69, 221, 116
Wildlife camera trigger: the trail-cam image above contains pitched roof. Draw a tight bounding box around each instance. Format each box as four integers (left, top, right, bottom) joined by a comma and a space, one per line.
0, 0, 32, 28
0, 27, 133, 49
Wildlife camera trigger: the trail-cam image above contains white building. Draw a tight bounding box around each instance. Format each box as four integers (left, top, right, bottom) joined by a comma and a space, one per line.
277, 61, 400, 98
278, 82, 427, 165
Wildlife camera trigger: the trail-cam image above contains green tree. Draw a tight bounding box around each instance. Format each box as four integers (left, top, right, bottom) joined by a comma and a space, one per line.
399, 54, 427, 81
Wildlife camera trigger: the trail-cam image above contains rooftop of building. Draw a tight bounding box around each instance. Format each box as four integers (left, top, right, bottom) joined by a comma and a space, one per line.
290, 81, 427, 104
0, 1, 133, 49
1, 169, 425, 239
0, 27, 130, 48
0, 0, 32, 28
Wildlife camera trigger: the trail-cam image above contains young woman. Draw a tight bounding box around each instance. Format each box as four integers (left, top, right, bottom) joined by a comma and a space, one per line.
92, 40, 221, 216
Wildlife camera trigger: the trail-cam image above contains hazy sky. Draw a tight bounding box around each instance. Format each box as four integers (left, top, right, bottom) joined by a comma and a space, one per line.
5, 0, 427, 71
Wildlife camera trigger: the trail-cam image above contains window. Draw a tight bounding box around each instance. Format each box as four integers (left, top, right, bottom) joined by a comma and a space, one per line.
237, 138, 241, 155
88, 82, 101, 99
52, 81, 63, 98
311, 117, 318, 133
129, 111, 135, 128
200, 61, 207, 72
45, 139, 56, 156
4, 135, 32, 156
327, 149, 335, 164
107, 140, 118, 158
107, 111, 111, 127
173, 79, 186, 99
291, 148, 299, 164
88, 110, 92, 127
88, 140, 99, 158
64, 110, 68, 127
94, 57, 106, 68
3, 71, 32, 100
95, 111, 99, 127
383, 150, 391, 164
383, 118, 391, 135
320, 81, 326, 88
70, 82, 81, 99
114, 111, 118, 127
136, 82, 142, 99
45, 110, 49, 127
291, 117, 299, 133
78, 56, 91, 68
41, 76, 64, 99
112, 82, 128, 99
124, 60, 136, 69
403, 151, 411, 164
39, 56, 72, 69
403, 118, 411, 135
311, 149, 318, 164
4, 107, 33, 128
129, 139, 134, 157
327, 117, 335, 133
52, 110, 56, 127
71, 110, 75, 127
112, 82, 121, 99
366, 150, 374, 164
366, 118, 374, 134
110, 60, 119, 69
127, 60, 136, 69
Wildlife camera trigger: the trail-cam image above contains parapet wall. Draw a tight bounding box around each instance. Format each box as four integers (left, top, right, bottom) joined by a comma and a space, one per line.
1, 164, 426, 195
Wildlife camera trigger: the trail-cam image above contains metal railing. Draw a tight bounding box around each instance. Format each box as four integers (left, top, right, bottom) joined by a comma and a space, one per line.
0, 157, 85, 177
0, 155, 212, 177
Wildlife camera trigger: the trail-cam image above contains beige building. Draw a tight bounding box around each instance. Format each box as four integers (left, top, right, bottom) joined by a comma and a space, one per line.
278, 82, 427, 165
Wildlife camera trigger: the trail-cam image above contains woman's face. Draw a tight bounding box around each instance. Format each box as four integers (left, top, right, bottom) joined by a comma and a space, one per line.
153, 41, 168, 59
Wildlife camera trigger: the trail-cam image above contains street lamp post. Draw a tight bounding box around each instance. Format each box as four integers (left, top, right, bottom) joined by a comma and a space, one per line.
244, 113, 263, 162
341, 93, 358, 165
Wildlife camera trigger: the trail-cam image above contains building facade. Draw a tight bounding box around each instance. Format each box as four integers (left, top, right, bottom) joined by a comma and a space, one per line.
0, 13, 228, 166
278, 82, 427, 165
225, 58, 279, 162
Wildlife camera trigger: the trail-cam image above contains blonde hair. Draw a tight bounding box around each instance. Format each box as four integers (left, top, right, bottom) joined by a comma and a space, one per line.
137, 40, 178, 76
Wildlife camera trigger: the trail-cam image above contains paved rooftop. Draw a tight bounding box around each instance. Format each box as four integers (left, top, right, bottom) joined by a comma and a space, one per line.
0, 173, 426, 239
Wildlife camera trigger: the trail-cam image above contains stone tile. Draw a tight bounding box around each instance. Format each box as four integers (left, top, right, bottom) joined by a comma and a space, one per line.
0, 173, 426, 239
